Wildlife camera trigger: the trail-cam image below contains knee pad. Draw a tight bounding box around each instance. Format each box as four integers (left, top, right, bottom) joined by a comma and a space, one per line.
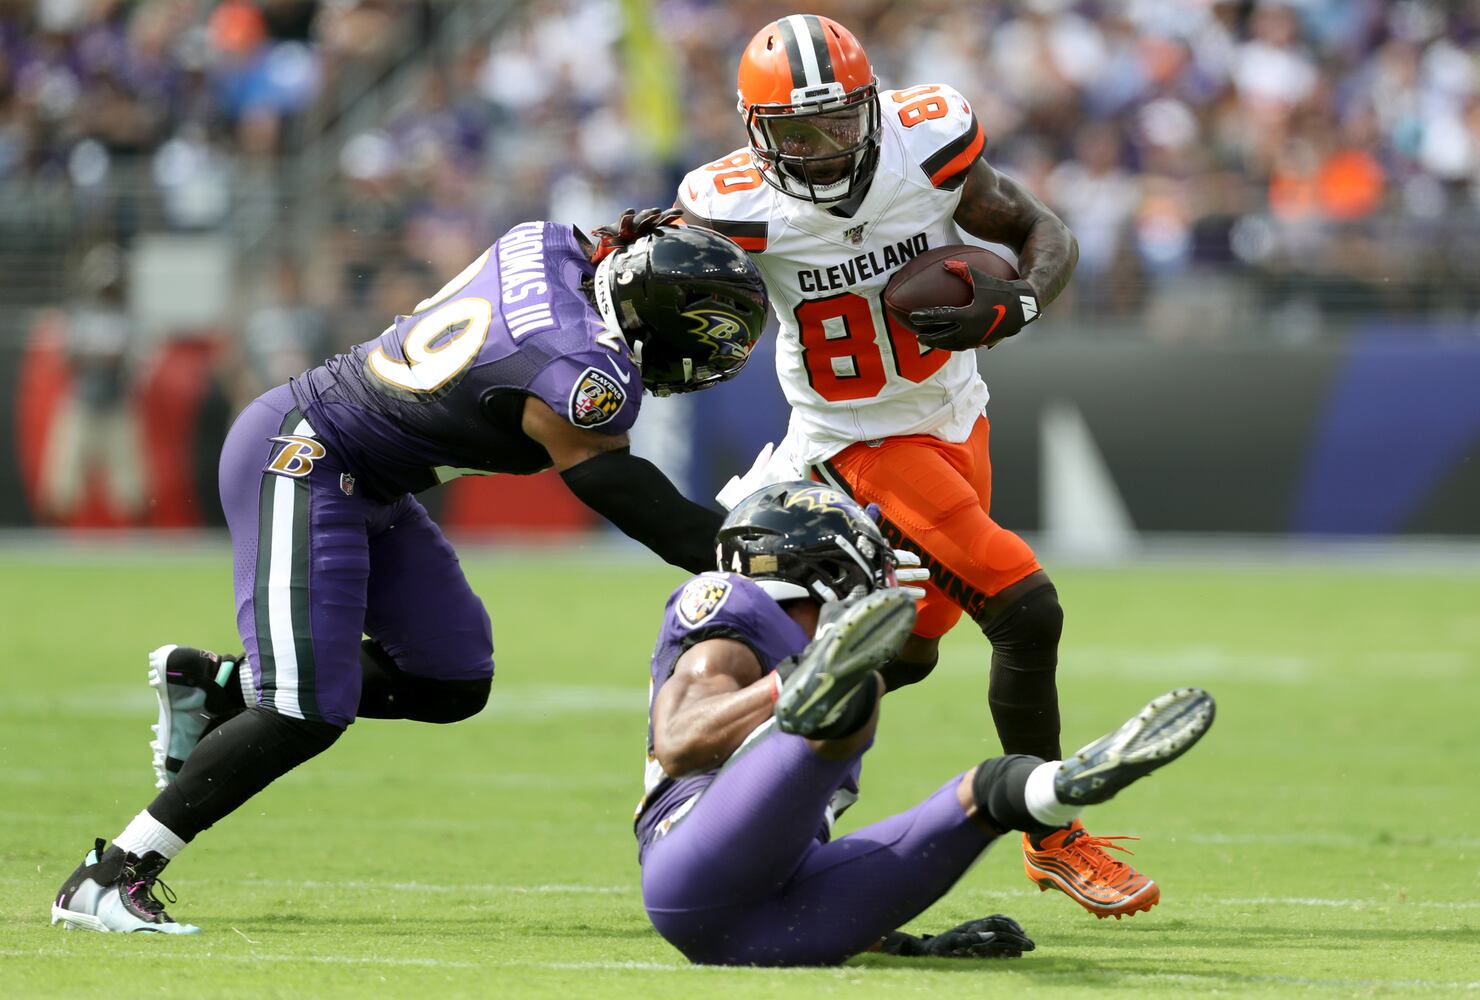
978, 584, 1063, 654
880, 654, 938, 692
415, 676, 490, 723
359, 639, 490, 723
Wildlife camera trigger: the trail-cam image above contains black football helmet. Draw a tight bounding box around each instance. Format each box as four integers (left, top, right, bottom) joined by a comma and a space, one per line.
594, 225, 768, 396
717, 481, 897, 603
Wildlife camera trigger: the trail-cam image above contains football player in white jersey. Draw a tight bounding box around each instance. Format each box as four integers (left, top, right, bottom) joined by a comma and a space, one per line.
676, 14, 1159, 920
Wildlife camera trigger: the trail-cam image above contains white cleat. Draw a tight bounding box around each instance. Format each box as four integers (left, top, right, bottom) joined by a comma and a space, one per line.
1054, 687, 1217, 805
51, 839, 200, 934
148, 645, 241, 789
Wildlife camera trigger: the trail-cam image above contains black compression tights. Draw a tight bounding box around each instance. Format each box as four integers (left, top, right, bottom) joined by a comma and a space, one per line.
147, 706, 341, 843
978, 584, 1064, 761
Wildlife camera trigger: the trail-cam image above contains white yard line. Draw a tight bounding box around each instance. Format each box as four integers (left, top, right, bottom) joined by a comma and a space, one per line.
955, 888, 1480, 910
2, 949, 1476, 988
0, 684, 648, 721
236, 878, 635, 894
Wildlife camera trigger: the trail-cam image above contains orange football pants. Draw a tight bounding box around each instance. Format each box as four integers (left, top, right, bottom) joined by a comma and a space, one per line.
813, 417, 1041, 639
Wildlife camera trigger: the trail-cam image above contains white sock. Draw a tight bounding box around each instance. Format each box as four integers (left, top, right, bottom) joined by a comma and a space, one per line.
114, 810, 187, 860
237, 656, 257, 708
1024, 760, 1081, 829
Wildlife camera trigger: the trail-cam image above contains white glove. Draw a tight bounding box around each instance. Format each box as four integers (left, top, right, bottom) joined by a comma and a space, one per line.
861, 501, 930, 602
893, 548, 929, 602
717, 441, 774, 511
716, 440, 799, 511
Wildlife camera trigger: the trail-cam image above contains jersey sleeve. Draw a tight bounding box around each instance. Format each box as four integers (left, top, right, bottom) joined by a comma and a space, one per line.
888, 83, 986, 192
677, 149, 770, 253
656, 573, 807, 677
529, 349, 641, 437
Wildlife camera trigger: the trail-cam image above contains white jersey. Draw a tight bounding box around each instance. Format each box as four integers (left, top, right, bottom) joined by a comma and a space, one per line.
679, 84, 990, 467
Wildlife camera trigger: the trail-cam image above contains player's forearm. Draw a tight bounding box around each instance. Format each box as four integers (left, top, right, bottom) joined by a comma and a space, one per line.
1016, 218, 1078, 306
560, 448, 723, 574
656, 677, 775, 775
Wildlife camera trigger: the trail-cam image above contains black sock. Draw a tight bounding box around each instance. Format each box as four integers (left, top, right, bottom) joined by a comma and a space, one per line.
147, 706, 341, 842
980, 584, 1063, 759
971, 753, 1058, 838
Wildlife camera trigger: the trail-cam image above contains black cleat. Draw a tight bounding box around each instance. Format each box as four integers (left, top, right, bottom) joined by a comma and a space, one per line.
1054, 687, 1215, 805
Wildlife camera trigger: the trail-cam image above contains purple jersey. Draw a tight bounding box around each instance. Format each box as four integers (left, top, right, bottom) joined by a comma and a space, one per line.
289, 222, 641, 500
634, 573, 811, 850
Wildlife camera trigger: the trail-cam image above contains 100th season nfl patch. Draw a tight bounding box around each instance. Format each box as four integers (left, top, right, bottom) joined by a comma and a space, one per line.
569, 366, 626, 428
676, 575, 733, 628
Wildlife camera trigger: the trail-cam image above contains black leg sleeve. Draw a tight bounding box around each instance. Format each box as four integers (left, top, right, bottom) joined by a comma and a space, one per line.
356, 639, 491, 723
978, 584, 1064, 760
560, 447, 723, 574
146, 706, 341, 842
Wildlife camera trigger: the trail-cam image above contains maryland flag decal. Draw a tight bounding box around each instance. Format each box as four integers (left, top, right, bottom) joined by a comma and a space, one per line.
676, 575, 733, 628
569, 366, 627, 428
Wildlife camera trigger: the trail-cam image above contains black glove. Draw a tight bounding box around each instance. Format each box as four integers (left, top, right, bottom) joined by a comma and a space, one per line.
590, 207, 683, 263
908, 259, 1040, 351
880, 914, 1035, 959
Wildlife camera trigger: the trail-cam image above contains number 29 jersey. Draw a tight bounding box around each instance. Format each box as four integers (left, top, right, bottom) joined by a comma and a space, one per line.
678, 84, 990, 468
288, 221, 642, 501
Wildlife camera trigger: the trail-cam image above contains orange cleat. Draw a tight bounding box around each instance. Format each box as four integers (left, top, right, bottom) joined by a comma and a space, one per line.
1022, 820, 1158, 919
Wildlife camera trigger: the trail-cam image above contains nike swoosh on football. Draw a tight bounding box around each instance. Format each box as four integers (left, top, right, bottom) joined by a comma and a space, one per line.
605, 355, 631, 384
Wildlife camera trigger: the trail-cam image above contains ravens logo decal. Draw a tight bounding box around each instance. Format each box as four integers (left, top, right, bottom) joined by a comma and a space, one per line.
676, 576, 733, 628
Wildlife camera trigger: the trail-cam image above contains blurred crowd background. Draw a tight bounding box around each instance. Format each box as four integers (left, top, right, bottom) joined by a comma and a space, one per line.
2, 0, 1478, 532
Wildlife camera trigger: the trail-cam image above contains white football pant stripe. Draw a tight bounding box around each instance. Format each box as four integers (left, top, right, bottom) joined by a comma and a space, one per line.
265, 417, 314, 720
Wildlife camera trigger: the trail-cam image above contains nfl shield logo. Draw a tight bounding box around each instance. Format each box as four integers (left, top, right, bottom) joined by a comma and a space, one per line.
339, 473, 355, 496
843, 224, 865, 245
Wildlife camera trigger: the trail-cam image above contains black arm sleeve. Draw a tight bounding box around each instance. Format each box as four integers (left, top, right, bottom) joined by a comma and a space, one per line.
560, 448, 723, 574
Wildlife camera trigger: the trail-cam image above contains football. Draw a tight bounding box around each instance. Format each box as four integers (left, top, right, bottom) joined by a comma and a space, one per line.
882, 244, 1018, 334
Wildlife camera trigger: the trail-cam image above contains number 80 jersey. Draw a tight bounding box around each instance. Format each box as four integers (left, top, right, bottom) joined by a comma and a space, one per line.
678, 84, 991, 468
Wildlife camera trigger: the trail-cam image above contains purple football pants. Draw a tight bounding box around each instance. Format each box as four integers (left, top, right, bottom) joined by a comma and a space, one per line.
641, 726, 994, 966
219, 384, 493, 728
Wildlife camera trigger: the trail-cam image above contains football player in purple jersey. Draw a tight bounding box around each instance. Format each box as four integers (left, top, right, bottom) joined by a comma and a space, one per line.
635, 482, 1215, 965
52, 211, 769, 934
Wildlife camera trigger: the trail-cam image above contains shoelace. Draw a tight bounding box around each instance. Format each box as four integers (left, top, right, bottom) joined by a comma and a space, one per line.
123, 870, 177, 916
1060, 832, 1142, 882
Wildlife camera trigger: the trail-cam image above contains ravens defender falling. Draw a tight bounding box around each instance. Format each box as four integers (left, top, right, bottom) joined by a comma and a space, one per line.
635, 482, 1216, 965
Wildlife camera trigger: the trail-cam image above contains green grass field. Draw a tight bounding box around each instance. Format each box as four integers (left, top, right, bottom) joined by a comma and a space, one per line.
2, 547, 1477, 997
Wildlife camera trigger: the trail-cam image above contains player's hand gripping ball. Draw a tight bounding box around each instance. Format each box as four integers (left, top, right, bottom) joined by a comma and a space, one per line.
884, 245, 1039, 351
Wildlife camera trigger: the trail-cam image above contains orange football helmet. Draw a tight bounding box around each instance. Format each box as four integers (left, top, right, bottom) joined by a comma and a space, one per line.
737, 14, 880, 204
